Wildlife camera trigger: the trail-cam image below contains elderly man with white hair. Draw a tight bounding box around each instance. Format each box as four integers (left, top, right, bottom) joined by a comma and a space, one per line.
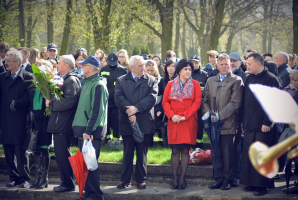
0, 48, 33, 188
274, 52, 292, 88
115, 55, 158, 190
45, 55, 81, 192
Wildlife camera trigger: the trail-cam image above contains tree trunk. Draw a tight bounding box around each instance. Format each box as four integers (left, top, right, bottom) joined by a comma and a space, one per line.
262, 1, 268, 53
101, 0, 112, 52
0, 0, 6, 42
18, 0, 25, 46
181, 22, 187, 59
46, 0, 54, 44
226, 29, 236, 54
209, 0, 226, 50
160, 0, 174, 59
60, 0, 73, 55
174, 11, 180, 57
294, 0, 298, 54
26, 0, 34, 48
85, 8, 91, 54
86, 0, 100, 50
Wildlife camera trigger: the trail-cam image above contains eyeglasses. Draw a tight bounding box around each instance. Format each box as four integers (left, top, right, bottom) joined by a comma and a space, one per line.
6, 60, 17, 63
119, 56, 126, 59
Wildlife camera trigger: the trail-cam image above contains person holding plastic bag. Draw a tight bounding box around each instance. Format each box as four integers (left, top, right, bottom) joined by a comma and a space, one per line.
72, 56, 108, 200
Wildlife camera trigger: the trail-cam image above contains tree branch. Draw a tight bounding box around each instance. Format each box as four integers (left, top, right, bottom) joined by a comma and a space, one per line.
133, 14, 163, 39
181, 6, 199, 35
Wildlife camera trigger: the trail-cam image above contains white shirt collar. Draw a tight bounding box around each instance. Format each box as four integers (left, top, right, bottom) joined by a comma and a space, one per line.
22, 61, 29, 69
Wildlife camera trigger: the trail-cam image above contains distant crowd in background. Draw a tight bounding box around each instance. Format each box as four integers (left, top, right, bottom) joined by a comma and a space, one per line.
0, 40, 298, 200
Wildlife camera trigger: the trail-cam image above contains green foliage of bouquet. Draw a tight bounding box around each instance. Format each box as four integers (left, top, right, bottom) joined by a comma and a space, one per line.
31, 64, 63, 116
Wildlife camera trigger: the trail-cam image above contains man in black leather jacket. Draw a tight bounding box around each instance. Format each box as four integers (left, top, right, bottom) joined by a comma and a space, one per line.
100, 53, 127, 140
45, 55, 81, 193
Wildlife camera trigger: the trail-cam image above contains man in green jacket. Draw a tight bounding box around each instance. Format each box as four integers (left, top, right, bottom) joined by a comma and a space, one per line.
72, 56, 108, 200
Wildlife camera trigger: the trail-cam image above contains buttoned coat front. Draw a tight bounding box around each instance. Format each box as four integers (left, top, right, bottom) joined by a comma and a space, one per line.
162, 80, 202, 145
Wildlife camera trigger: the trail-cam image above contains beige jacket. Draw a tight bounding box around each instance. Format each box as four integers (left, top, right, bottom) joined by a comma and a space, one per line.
202, 72, 244, 135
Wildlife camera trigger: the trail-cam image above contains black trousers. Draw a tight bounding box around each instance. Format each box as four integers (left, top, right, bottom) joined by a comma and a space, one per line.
53, 133, 75, 188
212, 134, 234, 184
78, 139, 104, 200
3, 144, 30, 183
120, 135, 150, 183
107, 107, 119, 138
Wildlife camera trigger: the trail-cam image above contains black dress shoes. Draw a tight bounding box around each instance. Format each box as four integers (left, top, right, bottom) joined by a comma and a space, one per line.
6, 181, 16, 187
208, 182, 223, 189
137, 182, 146, 189
231, 179, 238, 187
283, 186, 298, 194
117, 182, 131, 189
19, 181, 30, 188
178, 185, 185, 190
253, 188, 267, 196
243, 186, 256, 191
54, 185, 75, 192
221, 182, 231, 190
171, 185, 179, 189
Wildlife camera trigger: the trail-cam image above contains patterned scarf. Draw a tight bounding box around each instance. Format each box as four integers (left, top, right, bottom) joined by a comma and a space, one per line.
170, 76, 193, 101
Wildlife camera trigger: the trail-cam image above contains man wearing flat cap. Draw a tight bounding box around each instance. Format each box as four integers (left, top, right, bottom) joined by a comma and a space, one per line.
73, 56, 108, 200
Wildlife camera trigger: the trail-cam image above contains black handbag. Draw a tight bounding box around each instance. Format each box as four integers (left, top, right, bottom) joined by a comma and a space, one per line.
130, 121, 144, 143
23, 112, 39, 152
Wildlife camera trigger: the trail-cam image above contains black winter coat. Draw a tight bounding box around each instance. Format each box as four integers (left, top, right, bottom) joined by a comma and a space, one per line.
277, 63, 291, 89
233, 67, 247, 83
24, 63, 33, 73
192, 68, 208, 87
115, 72, 158, 135
0, 68, 34, 145
47, 70, 81, 134
100, 64, 127, 108
33, 98, 52, 146
242, 69, 280, 132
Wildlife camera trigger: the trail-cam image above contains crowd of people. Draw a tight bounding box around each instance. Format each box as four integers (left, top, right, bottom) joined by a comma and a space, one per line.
0, 40, 298, 200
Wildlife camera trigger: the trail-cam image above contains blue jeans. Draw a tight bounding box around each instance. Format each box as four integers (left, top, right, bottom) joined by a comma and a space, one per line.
233, 134, 243, 180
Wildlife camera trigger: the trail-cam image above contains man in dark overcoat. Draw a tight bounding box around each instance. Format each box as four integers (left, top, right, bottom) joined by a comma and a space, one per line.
115, 55, 158, 190
240, 53, 280, 196
0, 49, 33, 188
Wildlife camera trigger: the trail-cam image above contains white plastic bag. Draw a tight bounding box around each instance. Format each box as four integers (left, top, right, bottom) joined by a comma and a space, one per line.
82, 139, 98, 171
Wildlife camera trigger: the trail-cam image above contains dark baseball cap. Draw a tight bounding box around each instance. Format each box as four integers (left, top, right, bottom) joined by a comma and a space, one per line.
78, 56, 100, 68
162, 58, 168, 65
190, 55, 201, 62
47, 43, 58, 51
77, 48, 87, 55
141, 54, 149, 60
107, 53, 118, 65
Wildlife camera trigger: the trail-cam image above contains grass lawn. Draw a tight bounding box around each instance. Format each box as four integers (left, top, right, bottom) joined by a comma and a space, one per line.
0, 132, 211, 165
70, 142, 173, 165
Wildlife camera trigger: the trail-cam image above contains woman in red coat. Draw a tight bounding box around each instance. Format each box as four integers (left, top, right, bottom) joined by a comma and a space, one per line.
162, 59, 202, 190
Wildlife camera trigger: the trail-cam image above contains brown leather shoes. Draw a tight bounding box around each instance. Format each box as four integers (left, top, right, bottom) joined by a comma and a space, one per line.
117, 182, 131, 189
137, 182, 146, 189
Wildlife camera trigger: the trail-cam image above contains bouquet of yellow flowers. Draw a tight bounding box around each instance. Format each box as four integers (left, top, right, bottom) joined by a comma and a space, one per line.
31, 64, 63, 116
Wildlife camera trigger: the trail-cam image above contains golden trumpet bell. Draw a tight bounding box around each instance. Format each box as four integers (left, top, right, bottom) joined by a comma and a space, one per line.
249, 141, 278, 179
